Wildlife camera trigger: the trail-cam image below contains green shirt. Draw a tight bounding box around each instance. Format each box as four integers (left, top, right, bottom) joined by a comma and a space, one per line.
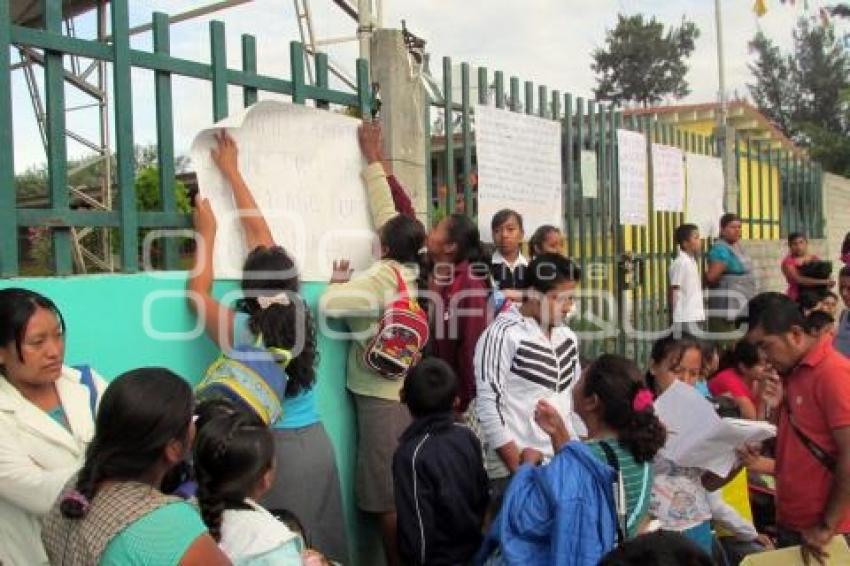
46, 404, 70, 431
586, 439, 653, 539
100, 502, 207, 565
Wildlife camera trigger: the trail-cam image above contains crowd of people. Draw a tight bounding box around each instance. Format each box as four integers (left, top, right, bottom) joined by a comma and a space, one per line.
2, 121, 850, 566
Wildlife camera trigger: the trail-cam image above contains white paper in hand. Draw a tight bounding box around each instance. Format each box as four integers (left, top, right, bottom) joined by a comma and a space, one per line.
655, 381, 776, 477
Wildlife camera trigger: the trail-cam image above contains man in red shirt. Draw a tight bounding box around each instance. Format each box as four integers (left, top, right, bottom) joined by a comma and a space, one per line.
746, 292, 850, 562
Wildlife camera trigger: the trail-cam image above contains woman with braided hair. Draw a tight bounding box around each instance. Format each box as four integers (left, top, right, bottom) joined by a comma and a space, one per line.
194, 410, 313, 564
40, 367, 229, 565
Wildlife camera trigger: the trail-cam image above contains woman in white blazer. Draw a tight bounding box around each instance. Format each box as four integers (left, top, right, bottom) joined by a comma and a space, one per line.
0, 288, 107, 566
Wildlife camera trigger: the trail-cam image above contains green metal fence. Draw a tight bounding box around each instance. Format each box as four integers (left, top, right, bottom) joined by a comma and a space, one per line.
0, 0, 371, 277
425, 57, 826, 361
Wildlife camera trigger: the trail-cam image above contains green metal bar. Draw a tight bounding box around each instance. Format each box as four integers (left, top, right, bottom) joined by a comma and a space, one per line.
756, 141, 765, 239
241, 34, 258, 107
153, 12, 178, 270
290, 41, 306, 105
598, 103, 609, 341
587, 100, 598, 273
564, 94, 575, 259
443, 56, 455, 214
424, 85, 433, 225
0, 0, 18, 276
494, 71, 505, 109
612, 111, 625, 355
538, 85, 547, 118
11, 24, 111, 60
478, 67, 488, 105
314, 52, 330, 109
210, 20, 228, 120
510, 77, 520, 112
355, 58, 371, 116
18, 210, 121, 227
524, 80, 534, 115
111, 0, 139, 271
461, 62, 472, 215
575, 97, 586, 276
44, 0, 72, 274
746, 139, 754, 238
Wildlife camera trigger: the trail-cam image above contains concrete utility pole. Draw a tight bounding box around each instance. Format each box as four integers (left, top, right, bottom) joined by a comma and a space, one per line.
714, 0, 740, 214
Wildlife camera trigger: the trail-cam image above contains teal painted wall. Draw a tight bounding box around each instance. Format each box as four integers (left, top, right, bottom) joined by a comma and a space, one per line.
0, 273, 380, 565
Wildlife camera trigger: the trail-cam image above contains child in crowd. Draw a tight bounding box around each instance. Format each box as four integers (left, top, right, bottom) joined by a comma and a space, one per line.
709, 340, 769, 420
321, 122, 427, 565
645, 335, 739, 555
669, 224, 705, 335
188, 131, 348, 562
835, 265, 850, 357
696, 340, 720, 398
41, 368, 230, 565
528, 224, 565, 260
474, 253, 582, 513
781, 233, 833, 302
489, 209, 528, 291
393, 358, 489, 565
534, 354, 666, 538
428, 213, 493, 413
195, 411, 307, 565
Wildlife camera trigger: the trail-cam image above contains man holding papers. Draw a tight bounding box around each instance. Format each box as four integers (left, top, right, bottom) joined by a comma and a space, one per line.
746, 293, 850, 563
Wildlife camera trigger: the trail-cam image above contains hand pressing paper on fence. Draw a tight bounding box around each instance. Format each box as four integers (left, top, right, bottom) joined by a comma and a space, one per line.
191, 101, 376, 281
654, 380, 776, 477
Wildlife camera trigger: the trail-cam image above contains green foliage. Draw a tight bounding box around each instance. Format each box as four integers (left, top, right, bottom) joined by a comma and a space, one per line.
748, 19, 850, 176
592, 14, 700, 107
134, 165, 190, 213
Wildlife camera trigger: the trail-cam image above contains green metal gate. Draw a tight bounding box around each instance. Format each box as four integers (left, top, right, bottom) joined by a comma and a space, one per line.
0, 0, 371, 277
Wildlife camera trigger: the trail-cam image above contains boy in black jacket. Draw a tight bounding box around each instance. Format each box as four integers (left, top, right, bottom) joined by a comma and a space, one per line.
393, 357, 489, 565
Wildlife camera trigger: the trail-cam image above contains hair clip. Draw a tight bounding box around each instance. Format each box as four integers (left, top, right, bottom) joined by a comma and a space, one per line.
257, 292, 291, 310
632, 388, 654, 412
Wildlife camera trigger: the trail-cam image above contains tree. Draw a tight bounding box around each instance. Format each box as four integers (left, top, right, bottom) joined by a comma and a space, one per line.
747, 32, 797, 137
747, 18, 850, 176
592, 14, 700, 107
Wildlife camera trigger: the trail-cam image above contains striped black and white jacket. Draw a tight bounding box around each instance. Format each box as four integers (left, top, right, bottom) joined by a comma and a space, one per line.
473, 304, 582, 477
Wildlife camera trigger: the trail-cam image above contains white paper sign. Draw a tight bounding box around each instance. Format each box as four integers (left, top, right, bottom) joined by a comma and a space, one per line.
685, 153, 725, 238
651, 143, 685, 212
655, 380, 776, 477
580, 150, 598, 199
474, 104, 563, 242
190, 101, 375, 281
616, 129, 648, 225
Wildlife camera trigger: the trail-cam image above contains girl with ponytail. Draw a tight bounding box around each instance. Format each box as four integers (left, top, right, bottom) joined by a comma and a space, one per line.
194, 411, 308, 563
534, 354, 666, 538
188, 130, 348, 562
40, 368, 229, 565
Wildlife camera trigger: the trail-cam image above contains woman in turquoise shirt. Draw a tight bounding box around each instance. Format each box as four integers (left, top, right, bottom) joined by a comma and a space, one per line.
40, 367, 229, 565
188, 131, 348, 563
705, 213, 757, 336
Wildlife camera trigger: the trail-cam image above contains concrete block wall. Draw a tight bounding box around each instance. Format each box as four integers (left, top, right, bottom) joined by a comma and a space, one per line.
741, 238, 829, 294
824, 173, 850, 262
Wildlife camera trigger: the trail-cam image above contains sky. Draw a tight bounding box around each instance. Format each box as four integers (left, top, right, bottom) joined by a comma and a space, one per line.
9, 0, 848, 173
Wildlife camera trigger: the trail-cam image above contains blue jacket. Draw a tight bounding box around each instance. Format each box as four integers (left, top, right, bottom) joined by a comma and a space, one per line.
477, 442, 618, 566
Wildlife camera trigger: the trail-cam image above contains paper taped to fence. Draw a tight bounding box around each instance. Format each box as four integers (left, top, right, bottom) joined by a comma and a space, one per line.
685, 153, 725, 238
190, 101, 374, 281
651, 143, 685, 212
580, 150, 598, 199
474, 104, 563, 242
616, 129, 648, 225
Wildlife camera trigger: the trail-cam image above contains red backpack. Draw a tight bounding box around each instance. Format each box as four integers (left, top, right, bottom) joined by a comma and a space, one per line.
363, 267, 430, 380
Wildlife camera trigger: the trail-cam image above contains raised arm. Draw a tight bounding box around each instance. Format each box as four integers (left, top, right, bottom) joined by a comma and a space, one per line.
210, 130, 275, 250
187, 198, 235, 351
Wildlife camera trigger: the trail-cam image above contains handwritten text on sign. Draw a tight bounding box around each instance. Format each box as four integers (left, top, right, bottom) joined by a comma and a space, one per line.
651, 143, 685, 212
617, 129, 648, 226
474, 104, 563, 241
191, 101, 374, 281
